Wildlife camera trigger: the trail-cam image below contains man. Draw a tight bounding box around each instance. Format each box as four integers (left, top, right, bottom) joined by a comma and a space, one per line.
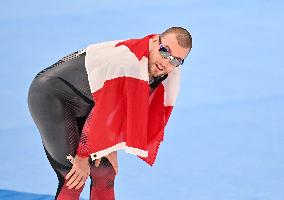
28, 26, 192, 200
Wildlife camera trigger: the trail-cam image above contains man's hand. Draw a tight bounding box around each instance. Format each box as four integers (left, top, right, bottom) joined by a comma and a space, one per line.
95, 151, 118, 174
66, 155, 90, 189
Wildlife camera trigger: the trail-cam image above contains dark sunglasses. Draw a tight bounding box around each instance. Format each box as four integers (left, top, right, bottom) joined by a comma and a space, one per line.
158, 36, 184, 67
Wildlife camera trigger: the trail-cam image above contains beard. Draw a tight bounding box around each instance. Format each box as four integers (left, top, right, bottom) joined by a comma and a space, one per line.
148, 62, 168, 78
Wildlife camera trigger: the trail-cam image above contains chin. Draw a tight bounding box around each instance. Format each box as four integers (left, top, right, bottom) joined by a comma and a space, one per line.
150, 70, 159, 77
149, 65, 164, 77
153, 73, 162, 78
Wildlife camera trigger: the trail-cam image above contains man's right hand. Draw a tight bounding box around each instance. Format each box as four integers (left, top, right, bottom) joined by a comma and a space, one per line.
65, 155, 90, 190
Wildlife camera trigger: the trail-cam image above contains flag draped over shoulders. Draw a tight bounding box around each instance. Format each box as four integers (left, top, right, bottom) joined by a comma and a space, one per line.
76, 34, 180, 166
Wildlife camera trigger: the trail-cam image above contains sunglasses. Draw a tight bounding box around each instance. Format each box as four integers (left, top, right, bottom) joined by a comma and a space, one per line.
158, 36, 184, 67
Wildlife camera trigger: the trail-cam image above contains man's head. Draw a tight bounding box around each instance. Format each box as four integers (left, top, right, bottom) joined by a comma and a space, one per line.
148, 27, 192, 77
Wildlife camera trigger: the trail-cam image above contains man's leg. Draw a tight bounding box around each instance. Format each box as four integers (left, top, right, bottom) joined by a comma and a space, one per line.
89, 157, 116, 200
28, 76, 87, 200
43, 146, 85, 200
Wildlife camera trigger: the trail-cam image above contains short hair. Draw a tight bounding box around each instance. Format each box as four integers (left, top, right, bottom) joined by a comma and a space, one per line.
160, 27, 192, 49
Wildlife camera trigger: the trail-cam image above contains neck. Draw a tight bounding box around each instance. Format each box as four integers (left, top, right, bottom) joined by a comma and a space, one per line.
148, 35, 158, 80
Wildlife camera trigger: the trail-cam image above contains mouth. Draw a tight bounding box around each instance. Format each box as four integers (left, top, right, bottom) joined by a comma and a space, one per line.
155, 63, 163, 71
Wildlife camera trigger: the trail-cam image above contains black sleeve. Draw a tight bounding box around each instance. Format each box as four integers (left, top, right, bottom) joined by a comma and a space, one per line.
149, 74, 168, 89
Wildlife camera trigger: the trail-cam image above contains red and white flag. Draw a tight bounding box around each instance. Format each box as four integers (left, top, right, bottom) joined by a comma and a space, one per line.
76, 34, 180, 166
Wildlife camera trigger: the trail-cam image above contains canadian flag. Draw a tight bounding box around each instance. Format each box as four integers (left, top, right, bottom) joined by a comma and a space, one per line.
76, 34, 180, 166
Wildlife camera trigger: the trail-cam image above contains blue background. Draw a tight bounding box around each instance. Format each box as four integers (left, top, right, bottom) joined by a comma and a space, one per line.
0, 0, 283, 199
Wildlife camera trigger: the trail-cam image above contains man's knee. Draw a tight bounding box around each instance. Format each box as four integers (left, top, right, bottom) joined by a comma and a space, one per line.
90, 157, 116, 181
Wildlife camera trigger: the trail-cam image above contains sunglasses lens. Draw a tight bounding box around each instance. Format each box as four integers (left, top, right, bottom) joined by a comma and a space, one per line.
159, 49, 170, 58
170, 59, 181, 67
159, 45, 169, 52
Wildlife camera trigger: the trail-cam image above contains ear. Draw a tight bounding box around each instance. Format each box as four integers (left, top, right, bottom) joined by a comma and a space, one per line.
152, 34, 160, 43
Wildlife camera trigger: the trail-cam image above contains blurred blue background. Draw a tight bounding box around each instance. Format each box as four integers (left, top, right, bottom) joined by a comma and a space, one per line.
0, 0, 284, 199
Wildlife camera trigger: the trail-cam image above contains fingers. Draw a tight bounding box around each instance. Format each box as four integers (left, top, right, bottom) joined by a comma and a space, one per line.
94, 152, 119, 174
66, 172, 80, 187
66, 167, 76, 180
66, 168, 90, 189
95, 158, 101, 167
68, 175, 84, 189
75, 176, 87, 189
105, 152, 119, 174
66, 172, 88, 190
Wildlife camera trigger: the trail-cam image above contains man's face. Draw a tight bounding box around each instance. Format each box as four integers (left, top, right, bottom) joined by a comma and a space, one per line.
148, 33, 190, 77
